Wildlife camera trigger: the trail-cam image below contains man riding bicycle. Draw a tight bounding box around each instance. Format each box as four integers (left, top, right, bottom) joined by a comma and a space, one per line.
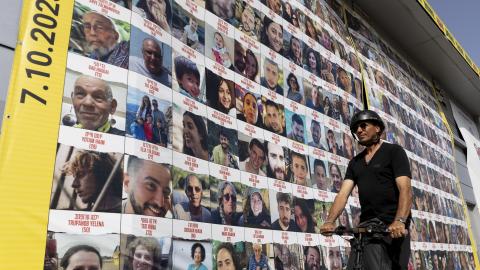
320, 110, 413, 269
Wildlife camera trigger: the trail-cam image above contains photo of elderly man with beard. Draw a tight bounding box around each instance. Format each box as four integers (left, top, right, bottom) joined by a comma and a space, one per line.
77, 10, 129, 68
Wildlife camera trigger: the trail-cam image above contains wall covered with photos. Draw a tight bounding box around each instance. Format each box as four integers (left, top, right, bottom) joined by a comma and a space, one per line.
43, 0, 476, 269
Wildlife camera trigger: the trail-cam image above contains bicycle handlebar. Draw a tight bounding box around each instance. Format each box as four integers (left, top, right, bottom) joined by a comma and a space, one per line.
322, 225, 390, 236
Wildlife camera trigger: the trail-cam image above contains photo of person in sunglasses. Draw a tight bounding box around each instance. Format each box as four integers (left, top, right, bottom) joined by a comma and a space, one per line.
173, 173, 212, 222
211, 181, 242, 226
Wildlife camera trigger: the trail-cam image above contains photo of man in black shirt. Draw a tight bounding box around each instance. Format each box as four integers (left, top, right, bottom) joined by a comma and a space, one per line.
320, 110, 412, 269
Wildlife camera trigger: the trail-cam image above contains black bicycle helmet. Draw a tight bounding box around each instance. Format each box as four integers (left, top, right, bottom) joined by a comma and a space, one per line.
349, 110, 385, 135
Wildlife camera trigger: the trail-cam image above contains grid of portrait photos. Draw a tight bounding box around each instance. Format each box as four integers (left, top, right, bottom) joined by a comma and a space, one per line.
42, 0, 475, 269
343, 4, 476, 270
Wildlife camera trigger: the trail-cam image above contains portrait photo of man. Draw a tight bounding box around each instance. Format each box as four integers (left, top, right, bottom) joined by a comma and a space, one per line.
233, 1, 261, 39
247, 243, 271, 270
64, 74, 126, 135
172, 173, 211, 223
304, 246, 327, 270
209, 127, 239, 169
123, 155, 172, 218
325, 129, 342, 156
261, 58, 284, 95
308, 119, 326, 150
311, 159, 329, 190
326, 246, 342, 270
265, 141, 286, 181
130, 36, 172, 87
69, 4, 130, 69
263, 99, 285, 136
271, 192, 298, 232
239, 138, 266, 176
287, 113, 306, 143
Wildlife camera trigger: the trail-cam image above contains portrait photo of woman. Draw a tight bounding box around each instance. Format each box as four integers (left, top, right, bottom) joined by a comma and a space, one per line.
206, 70, 235, 116
182, 111, 209, 160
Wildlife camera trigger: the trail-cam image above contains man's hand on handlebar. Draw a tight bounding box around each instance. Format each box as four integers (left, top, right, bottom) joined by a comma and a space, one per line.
320, 221, 336, 236
387, 221, 408, 239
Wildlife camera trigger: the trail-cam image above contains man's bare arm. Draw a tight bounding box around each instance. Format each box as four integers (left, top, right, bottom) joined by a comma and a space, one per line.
325, 179, 355, 223
394, 176, 412, 220
320, 179, 355, 235
388, 175, 412, 238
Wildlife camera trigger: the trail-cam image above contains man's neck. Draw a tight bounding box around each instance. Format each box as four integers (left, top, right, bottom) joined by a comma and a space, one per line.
366, 140, 382, 155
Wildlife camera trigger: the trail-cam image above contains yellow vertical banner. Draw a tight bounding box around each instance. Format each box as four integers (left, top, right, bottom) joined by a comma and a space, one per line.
0, 0, 74, 268
432, 86, 480, 269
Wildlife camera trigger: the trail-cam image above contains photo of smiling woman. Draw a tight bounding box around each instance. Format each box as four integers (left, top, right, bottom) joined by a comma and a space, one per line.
260, 16, 284, 54
286, 35, 303, 67
236, 87, 263, 128
303, 48, 321, 77
244, 49, 260, 82
122, 236, 170, 270
240, 187, 271, 229
206, 70, 235, 116
285, 73, 303, 104
182, 111, 209, 161
188, 243, 208, 270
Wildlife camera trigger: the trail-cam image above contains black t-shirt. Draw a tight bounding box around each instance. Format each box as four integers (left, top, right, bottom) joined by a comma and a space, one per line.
345, 142, 411, 224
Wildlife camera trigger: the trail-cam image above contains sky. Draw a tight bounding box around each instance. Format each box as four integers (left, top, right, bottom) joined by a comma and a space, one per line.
428, 1, 480, 67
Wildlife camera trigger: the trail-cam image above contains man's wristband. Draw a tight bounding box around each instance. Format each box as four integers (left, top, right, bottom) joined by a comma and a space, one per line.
395, 217, 407, 224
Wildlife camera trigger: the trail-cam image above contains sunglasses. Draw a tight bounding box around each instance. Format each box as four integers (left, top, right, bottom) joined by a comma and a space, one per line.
223, 193, 236, 202
187, 186, 201, 193
353, 122, 371, 131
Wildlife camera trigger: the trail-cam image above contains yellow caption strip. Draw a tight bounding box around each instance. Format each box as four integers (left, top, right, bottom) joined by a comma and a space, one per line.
0, 0, 73, 268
